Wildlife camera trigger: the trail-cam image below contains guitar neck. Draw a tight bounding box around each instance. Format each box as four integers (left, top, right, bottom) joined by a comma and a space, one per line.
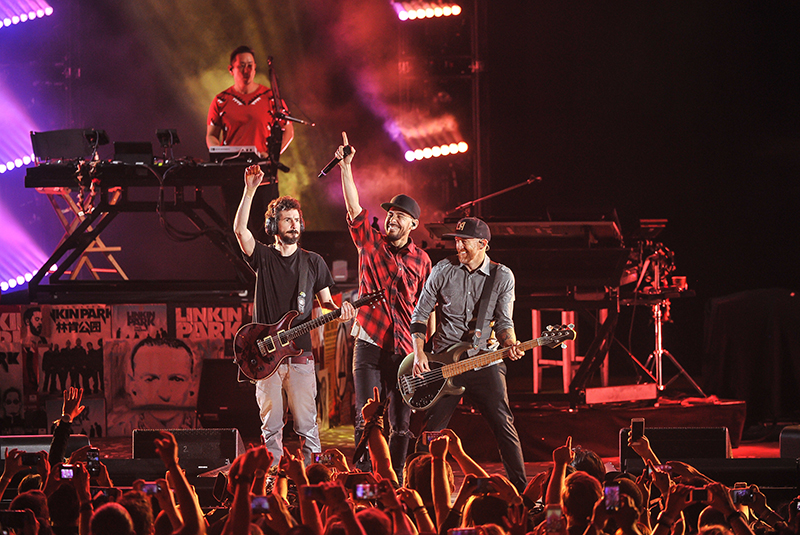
440, 338, 545, 378
282, 295, 375, 341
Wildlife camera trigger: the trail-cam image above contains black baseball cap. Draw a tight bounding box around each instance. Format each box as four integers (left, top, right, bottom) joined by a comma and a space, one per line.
442, 217, 491, 241
380, 194, 420, 220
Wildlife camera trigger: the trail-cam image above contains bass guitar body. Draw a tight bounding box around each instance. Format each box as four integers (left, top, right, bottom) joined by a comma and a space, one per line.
396, 343, 472, 411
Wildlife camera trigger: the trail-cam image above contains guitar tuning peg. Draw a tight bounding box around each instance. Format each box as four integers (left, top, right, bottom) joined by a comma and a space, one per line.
561, 343, 567, 349
546, 325, 553, 331
568, 323, 575, 329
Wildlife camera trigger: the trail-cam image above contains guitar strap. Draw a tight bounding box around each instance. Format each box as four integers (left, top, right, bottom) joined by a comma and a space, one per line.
297, 249, 309, 315
470, 261, 499, 355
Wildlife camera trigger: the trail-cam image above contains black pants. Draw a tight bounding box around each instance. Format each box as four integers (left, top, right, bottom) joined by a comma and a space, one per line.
415, 361, 527, 493
353, 340, 413, 482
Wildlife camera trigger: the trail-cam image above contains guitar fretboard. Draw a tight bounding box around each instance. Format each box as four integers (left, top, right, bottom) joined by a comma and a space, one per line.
277, 293, 379, 343
439, 338, 544, 378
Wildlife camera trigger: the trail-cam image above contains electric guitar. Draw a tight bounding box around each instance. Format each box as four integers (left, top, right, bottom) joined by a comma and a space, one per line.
397, 324, 576, 411
234, 289, 384, 381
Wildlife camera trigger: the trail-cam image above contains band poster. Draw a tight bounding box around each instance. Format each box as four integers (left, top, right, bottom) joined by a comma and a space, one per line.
0, 300, 348, 437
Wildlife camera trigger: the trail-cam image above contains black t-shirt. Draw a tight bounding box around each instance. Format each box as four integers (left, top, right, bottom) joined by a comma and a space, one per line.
245, 242, 335, 352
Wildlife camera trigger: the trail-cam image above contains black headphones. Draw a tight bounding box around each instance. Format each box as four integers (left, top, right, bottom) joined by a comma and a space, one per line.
265, 198, 305, 236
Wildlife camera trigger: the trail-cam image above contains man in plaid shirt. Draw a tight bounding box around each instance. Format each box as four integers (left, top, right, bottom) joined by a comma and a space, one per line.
335, 132, 434, 480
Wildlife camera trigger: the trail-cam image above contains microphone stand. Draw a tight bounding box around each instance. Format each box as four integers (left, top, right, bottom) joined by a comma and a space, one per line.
445, 175, 541, 218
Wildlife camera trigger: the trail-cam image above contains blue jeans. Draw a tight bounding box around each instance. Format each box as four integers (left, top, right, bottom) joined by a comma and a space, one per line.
353, 339, 412, 481
414, 361, 528, 493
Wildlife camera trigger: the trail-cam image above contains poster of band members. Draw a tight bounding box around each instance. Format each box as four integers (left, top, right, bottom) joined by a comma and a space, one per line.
0, 305, 26, 434
111, 304, 168, 340
104, 336, 224, 437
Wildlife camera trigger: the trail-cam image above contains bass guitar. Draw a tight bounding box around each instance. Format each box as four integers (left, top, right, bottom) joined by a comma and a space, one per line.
234, 289, 384, 381
397, 324, 576, 411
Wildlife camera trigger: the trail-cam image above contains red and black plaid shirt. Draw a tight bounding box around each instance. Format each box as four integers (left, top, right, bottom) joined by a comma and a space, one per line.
348, 209, 432, 357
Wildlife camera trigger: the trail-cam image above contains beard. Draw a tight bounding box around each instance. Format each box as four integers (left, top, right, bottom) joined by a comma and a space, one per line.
279, 229, 300, 245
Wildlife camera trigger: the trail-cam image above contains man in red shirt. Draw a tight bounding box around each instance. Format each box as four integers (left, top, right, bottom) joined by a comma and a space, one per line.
207, 45, 294, 238
335, 132, 433, 480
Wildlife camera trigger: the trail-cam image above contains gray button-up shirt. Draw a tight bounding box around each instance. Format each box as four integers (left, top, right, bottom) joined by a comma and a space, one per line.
411, 254, 516, 356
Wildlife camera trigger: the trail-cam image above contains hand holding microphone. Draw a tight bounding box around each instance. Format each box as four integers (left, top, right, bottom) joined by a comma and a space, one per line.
318, 131, 356, 177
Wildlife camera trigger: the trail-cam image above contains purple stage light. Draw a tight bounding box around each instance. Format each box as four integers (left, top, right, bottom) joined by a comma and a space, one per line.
0, 1, 52, 29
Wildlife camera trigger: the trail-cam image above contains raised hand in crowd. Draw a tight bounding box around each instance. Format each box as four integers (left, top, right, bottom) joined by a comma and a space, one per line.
322, 447, 350, 474
441, 428, 490, 478
153, 477, 183, 532
223, 445, 274, 535
396, 486, 435, 534
154, 431, 206, 535
374, 479, 415, 535
628, 432, 661, 467
546, 436, 575, 506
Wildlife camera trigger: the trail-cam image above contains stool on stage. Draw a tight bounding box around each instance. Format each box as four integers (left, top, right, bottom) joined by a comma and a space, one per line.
532, 309, 609, 393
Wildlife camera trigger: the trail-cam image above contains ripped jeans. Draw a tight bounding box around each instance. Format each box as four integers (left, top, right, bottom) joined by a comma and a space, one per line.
352, 339, 413, 483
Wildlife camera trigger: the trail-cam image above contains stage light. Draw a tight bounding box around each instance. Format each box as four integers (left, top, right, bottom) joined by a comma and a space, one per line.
0, 2, 53, 30
391, 2, 462, 21
457, 141, 468, 152
8, 279, 17, 289
405, 150, 415, 162
0, 282, 7, 292
0, 153, 35, 174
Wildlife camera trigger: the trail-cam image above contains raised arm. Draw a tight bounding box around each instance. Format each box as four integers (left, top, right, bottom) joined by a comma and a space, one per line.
337, 131, 361, 221
233, 164, 263, 257
154, 431, 206, 535
546, 436, 574, 506
362, 387, 397, 485
441, 428, 488, 478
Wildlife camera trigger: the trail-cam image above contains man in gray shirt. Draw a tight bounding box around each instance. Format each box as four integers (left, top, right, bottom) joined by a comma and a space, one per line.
409, 216, 527, 492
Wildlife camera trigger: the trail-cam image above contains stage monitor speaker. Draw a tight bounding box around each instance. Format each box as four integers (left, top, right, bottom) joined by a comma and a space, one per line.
0, 434, 90, 460
196, 358, 261, 438
780, 425, 800, 459
132, 429, 245, 466
620, 427, 731, 470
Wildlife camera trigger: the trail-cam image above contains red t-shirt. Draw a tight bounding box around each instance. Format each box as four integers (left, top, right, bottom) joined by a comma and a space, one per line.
207, 84, 280, 153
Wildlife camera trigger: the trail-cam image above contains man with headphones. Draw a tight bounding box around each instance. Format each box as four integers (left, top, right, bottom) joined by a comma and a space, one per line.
234, 163, 356, 466
334, 132, 433, 482
207, 45, 294, 239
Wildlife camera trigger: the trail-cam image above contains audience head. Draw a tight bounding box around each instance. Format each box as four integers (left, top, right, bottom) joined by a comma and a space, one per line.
698, 506, 729, 530
118, 490, 154, 535
90, 502, 135, 535
304, 462, 333, 485
47, 484, 80, 529
11, 490, 50, 533
18, 473, 43, 493
464, 494, 510, 527
355, 508, 391, 535
571, 446, 606, 482
404, 453, 454, 505
562, 471, 603, 525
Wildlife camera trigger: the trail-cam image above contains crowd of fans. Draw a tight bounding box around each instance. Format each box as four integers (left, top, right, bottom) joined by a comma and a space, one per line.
1, 386, 798, 535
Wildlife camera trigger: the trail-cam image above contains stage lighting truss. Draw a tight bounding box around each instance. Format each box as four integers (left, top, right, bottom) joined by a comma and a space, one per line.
0, 153, 35, 174
392, 1, 462, 21
1, 5, 53, 29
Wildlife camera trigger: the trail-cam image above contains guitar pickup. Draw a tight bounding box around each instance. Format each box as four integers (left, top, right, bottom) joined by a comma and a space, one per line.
261, 337, 276, 354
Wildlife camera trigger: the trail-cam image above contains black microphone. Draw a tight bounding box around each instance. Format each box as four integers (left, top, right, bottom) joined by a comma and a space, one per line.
318, 145, 352, 178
